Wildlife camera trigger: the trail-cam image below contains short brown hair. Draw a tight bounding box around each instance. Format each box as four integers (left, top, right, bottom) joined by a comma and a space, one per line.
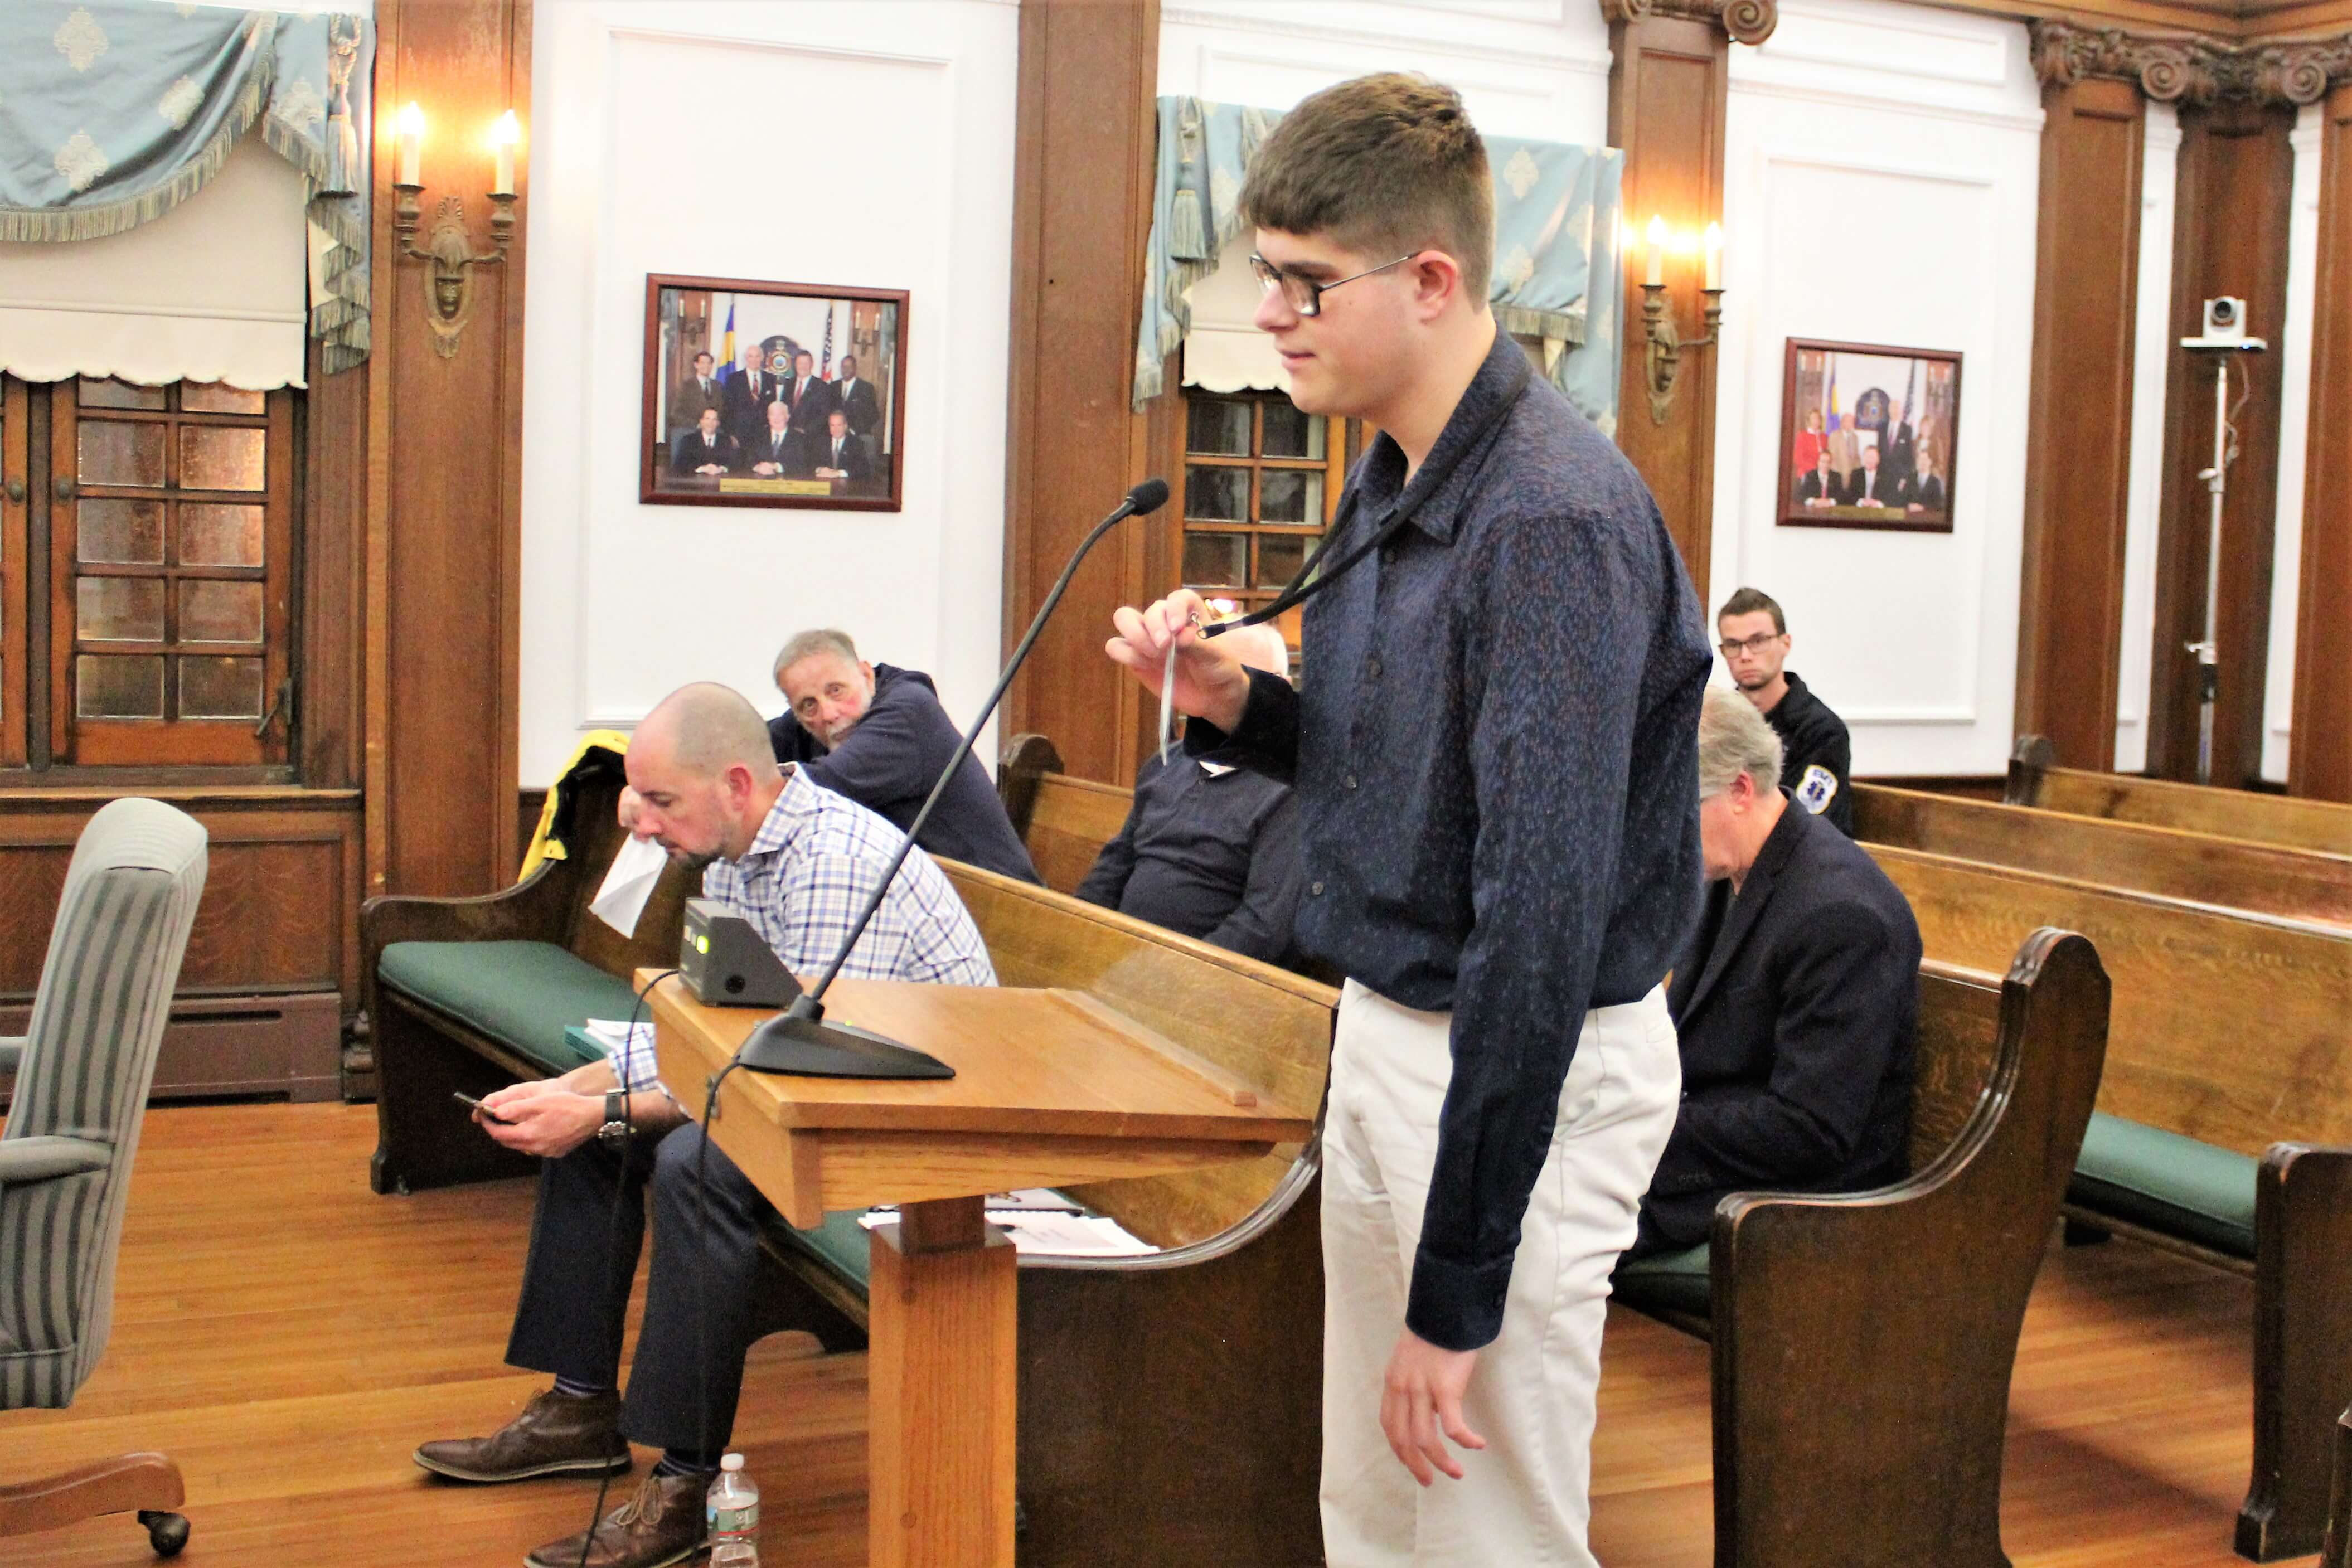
1716, 586, 1786, 634
1241, 74, 1493, 302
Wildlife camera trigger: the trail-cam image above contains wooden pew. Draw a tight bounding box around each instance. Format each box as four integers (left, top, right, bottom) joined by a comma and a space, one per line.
2324, 1404, 2351, 1568
1855, 781, 2352, 926
996, 734, 1130, 897
2007, 734, 2352, 857
1867, 843, 2352, 1560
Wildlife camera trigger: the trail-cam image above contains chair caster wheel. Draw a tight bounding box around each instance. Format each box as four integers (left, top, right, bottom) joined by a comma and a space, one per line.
138, 1510, 190, 1557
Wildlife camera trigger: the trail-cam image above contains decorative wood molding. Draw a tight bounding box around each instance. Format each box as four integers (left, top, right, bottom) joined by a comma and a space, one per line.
1601, 0, 1779, 46
2031, 18, 2352, 106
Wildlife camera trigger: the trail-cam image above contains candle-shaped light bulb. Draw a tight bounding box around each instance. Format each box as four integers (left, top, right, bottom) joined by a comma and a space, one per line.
396, 101, 424, 187
490, 110, 519, 197
1703, 222, 1724, 290
1645, 214, 1666, 288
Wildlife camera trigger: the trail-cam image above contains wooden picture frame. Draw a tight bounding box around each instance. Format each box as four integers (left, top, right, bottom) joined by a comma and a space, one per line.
1777, 338, 1961, 533
640, 273, 909, 512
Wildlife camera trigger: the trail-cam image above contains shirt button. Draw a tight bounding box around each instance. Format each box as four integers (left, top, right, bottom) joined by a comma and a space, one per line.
1366, 657, 1383, 679
1344, 774, 1359, 790
1310, 881, 1325, 896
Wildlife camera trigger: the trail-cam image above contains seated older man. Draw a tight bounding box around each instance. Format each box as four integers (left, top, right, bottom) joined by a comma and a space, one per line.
1076, 624, 1305, 969
768, 627, 1041, 885
1625, 686, 1920, 1260
414, 683, 995, 1568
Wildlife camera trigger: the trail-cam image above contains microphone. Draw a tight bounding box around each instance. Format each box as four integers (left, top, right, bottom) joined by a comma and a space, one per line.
735, 477, 1172, 1076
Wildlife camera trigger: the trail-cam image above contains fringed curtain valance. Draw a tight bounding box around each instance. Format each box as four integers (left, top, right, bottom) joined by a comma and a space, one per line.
1133, 95, 1625, 436
0, 2, 375, 376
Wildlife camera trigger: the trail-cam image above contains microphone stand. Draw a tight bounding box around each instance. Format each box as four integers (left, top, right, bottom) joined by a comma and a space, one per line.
736, 478, 1172, 1075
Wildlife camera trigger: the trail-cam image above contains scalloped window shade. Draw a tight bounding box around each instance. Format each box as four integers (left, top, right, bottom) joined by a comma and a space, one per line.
1180, 231, 1284, 396
0, 137, 308, 391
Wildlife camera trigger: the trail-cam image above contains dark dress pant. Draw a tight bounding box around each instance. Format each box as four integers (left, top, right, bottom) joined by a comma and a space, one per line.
503, 1122, 777, 1453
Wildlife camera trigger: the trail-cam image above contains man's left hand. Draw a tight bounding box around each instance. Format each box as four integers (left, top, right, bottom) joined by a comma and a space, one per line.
1380, 1330, 1486, 1485
482, 1091, 604, 1159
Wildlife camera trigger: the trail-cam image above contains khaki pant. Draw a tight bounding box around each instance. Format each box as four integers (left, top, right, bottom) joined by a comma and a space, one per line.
1321, 979, 1680, 1567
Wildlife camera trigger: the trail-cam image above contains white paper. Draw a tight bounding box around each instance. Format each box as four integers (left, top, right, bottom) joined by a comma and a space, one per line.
582, 1018, 655, 1056
859, 1207, 1157, 1257
589, 834, 667, 938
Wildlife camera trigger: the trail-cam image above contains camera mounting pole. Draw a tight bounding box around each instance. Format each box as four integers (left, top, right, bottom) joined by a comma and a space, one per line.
2179, 298, 2267, 788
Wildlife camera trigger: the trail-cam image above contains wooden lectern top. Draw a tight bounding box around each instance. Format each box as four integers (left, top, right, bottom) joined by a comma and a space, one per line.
644, 970, 1315, 1225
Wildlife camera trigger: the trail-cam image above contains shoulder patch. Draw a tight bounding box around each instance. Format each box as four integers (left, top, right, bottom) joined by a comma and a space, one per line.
1796, 764, 1839, 814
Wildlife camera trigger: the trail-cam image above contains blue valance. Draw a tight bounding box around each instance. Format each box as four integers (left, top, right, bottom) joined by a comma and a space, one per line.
1133, 95, 1624, 436
0, 2, 375, 372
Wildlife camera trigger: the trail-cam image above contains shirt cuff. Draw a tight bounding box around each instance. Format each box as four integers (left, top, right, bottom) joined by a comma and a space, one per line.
1184, 667, 1296, 766
1404, 1244, 1514, 1353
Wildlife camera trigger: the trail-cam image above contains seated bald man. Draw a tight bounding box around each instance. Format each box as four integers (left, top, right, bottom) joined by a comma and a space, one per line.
1076, 624, 1308, 969
414, 683, 995, 1568
768, 628, 1041, 885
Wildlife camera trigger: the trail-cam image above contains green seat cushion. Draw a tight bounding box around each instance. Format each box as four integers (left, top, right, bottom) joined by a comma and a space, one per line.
787, 1210, 874, 1293
2068, 1111, 2257, 1260
1612, 1242, 1711, 1318
378, 940, 642, 1076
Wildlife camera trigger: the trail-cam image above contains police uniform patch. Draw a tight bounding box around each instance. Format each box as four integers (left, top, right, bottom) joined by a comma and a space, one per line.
1796, 764, 1839, 815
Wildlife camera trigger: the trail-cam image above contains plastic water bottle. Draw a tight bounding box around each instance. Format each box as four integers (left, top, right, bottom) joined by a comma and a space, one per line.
707, 1453, 759, 1565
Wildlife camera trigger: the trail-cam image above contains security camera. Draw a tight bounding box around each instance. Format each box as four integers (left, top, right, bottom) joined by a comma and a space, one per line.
2183, 295, 2266, 353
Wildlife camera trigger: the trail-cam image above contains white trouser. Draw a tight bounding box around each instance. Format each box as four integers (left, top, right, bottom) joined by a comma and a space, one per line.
1320, 978, 1680, 1568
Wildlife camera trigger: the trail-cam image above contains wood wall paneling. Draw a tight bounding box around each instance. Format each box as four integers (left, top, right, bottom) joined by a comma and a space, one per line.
2147, 99, 2296, 787
2291, 82, 2352, 803
2016, 77, 2146, 774
1608, 13, 1728, 590
366, 0, 531, 896
1000, 0, 1161, 787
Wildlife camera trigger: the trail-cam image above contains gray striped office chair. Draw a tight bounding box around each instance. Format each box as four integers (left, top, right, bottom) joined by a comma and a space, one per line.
0, 798, 207, 1558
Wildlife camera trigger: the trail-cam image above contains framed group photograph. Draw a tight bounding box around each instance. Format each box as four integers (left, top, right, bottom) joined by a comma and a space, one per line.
640, 272, 908, 511
1777, 339, 1960, 533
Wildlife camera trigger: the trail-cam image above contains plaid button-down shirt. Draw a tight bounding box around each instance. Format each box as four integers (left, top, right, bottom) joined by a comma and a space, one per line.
609, 765, 995, 1091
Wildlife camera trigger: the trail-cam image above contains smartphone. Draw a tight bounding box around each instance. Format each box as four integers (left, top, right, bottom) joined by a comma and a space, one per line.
452, 1090, 514, 1125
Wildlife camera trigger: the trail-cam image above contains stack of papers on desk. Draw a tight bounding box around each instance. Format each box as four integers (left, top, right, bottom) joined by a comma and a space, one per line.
860, 1192, 1157, 1256
580, 1018, 654, 1059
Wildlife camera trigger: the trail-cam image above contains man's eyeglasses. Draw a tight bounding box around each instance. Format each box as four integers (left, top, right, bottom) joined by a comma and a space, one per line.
1249, 252, 1418, 317
1718, 632, 1786, 658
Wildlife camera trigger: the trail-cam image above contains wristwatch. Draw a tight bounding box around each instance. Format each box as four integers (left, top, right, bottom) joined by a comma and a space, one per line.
597, 1089, 630, 1151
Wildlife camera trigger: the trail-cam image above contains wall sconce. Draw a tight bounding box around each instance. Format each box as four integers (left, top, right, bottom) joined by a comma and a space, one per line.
391, 104, 520, 359
1640, 217, 1725, 425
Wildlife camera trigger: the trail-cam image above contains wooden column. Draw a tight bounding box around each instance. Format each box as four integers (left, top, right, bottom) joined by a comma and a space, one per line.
1606, 1, 1751, 588
999, 0, 1161, 786
2292, 82, 2352, 803
2147, 100, 2296, 787
366, 0, 531, 897
2016, 75, 2146, 774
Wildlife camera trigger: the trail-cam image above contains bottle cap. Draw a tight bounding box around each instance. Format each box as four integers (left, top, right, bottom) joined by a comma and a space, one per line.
720, 1453, 744, 1472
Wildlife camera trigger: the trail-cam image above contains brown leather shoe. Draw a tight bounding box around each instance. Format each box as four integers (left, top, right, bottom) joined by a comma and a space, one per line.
525, 1469, 709, 1568
413, 1387, 632, 1483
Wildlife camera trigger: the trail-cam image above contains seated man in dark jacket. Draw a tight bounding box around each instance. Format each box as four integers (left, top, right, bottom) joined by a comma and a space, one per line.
767, 628, 1041, 885
1076, 625, 1303, 967
1626, 687, 1921, 1259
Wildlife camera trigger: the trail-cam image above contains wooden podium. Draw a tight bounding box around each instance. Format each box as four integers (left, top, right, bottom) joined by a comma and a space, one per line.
645, 972, 1316, 1568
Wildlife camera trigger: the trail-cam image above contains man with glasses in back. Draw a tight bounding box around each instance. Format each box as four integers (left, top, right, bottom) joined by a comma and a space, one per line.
1715, 586, 1853, 835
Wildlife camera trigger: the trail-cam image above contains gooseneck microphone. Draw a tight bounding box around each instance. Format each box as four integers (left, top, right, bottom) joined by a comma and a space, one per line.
734, 477, 1172, 1076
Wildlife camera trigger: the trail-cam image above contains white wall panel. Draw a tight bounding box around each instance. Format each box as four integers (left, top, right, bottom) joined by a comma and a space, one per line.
1708, 0, 2042, 775
518, 1, 1017, 784
2261, 103, 2322, 783
2115, 103, 2180, 774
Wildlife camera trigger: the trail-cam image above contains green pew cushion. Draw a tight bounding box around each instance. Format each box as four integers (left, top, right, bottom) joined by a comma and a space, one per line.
789, 1210, 874, 1292
1611, 1242, 1711, 1318
2068, 1111, 2257, 1260
378, 940, 643, 1076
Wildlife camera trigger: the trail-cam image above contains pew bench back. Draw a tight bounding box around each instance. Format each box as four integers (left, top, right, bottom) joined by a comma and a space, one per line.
2006, 734, 2352, 858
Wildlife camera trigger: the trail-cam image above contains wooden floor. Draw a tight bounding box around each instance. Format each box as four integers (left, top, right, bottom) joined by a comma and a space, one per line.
0, 1103, 2309, 1567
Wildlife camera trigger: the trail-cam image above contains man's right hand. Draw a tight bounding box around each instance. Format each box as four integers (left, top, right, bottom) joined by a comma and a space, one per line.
1107, 589, 1254, 735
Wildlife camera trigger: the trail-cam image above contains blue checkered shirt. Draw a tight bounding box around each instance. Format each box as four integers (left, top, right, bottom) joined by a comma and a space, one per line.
608, 765, 995, 1091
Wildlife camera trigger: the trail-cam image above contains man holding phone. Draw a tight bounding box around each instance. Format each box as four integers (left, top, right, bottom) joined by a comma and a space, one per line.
413, 683, 992, 1568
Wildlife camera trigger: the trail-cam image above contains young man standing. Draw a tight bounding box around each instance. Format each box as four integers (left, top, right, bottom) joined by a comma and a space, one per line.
1106, 73, 1709, 1567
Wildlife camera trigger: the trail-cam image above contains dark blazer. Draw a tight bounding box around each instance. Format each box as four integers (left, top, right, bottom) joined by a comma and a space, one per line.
1631, 798, 1921, 1256
785, 373, 837, 432
811, 431, 871, 482
1795, 469, 1841, 506
1845, 463, 1897, 507
833, 377, 883, 437
1902, 473, 1947, 511
670, 428, 738, 475
740, 426, 812, 477
769, 663, 1040, 885
671, 374, 725, 428
722, 369, 784, 444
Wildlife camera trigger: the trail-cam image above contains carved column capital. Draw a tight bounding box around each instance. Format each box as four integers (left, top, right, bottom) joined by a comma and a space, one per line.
1601, 0, 1778, 47
2031, 18, 2352, 109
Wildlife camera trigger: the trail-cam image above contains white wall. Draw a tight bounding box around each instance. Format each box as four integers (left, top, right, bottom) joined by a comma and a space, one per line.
2261, 103, 2323, 784
1707, 0, 2043, 776
2113, 104, 2179, 774
518, 0, 1019, 785
1158, 0, 1612, 143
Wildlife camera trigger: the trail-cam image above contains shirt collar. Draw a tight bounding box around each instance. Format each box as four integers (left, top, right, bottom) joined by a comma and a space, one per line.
1354, 330, 1534, 546
737, 765, 819, 863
